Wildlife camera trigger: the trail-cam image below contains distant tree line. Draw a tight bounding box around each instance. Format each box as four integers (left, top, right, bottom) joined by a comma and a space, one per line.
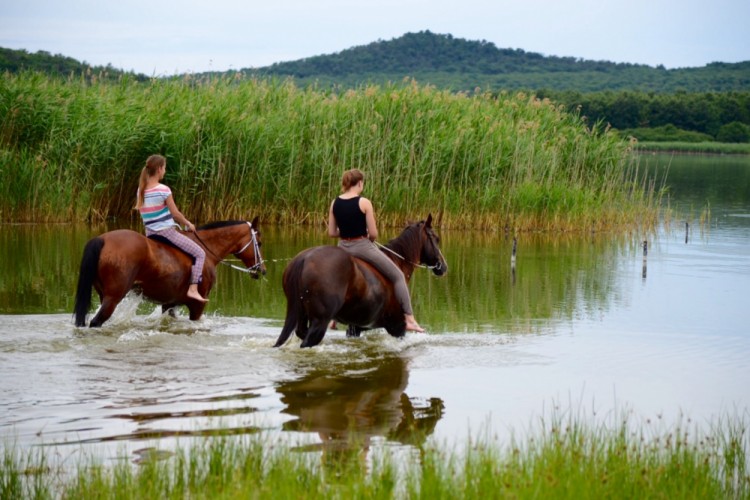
0, 47, 147, 82
537, 90, 750, 143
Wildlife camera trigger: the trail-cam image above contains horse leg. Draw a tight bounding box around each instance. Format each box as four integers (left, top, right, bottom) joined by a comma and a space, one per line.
294, 310, 309, 340
187, 302, 207, 321
162, 304, 177, 317
384, 320, 407, 339
346, 324, 363, 338
300, 317, 330, 348
88, 267, 136, 327
274, 307, 305, 347
88, 294, 124, 327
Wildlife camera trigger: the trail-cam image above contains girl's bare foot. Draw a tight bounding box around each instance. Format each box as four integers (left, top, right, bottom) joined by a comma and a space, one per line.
405, 315, 425, 333
187, 285, 208, 303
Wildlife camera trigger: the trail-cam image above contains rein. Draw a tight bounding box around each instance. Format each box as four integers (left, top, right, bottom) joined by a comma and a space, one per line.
375, 237, 445, 272
193, 221, 264, 276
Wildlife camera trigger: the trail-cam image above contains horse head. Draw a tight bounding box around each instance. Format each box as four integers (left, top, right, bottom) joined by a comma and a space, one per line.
420, 213, 448, 276
234, 216, 267, 278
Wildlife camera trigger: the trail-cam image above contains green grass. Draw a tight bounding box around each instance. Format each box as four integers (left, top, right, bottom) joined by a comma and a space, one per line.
0, 72, 660, 231
3, 412, 748, 499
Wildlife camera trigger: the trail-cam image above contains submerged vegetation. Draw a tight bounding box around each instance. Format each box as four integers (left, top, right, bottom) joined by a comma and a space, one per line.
0, 71, 660, 230
2, 411, 747, 499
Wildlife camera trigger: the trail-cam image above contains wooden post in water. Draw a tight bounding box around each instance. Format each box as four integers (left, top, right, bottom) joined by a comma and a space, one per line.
685, 221, 689, 244
511, 237, 517, 285
642, 240, 648, 280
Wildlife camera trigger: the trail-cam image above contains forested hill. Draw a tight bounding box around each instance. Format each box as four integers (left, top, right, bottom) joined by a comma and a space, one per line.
247, 31, 749, 92
0, 47, 147, 82
2, 31, 748, 92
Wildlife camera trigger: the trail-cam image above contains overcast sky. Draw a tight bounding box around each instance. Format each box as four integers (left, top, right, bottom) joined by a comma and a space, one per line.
2, 0, 749, 76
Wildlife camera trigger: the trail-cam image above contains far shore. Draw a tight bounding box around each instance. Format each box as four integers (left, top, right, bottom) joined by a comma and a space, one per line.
634, 141, 750, 155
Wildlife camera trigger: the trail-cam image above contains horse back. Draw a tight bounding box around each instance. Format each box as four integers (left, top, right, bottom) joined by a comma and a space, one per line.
98, 229, 194, 284
286, 245, 396, 325
101, 229, 191, 263
285, 246, 356, 294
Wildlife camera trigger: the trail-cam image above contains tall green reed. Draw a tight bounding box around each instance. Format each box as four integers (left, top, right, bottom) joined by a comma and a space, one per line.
0, 72, 660, 230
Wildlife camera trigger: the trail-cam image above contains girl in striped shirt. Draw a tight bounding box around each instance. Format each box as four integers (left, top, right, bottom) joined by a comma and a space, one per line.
135, 154, 208, 303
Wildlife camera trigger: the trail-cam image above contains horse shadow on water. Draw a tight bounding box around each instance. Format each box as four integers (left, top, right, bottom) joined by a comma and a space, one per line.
276, 353, 444, 470
73, 218, 265, 328
274, 214, 448, 348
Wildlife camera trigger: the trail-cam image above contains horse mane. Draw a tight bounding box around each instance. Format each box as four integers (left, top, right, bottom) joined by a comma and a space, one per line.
197, 220, 246, 231
385, 221, 423, 261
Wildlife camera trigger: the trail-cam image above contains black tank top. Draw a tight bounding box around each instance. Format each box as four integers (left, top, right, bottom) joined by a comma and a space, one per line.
332, 196, 367, 238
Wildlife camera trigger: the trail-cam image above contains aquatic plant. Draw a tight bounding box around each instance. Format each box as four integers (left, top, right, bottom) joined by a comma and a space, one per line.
2, 411, 747, 499
0, 72, 660, 230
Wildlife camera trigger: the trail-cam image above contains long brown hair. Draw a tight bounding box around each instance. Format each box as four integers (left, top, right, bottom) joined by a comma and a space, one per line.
341, 168, 364, 192
134, 154, 166, 210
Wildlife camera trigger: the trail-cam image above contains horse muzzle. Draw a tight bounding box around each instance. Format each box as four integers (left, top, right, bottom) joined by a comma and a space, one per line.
249, 265, 267, 279
431, 260, 448, 276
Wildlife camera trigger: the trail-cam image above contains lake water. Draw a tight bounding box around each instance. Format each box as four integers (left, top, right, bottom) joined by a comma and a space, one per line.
1, 153, 748, 465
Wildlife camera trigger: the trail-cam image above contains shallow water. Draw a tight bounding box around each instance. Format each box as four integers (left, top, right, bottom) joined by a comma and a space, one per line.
1, 153, 749, 465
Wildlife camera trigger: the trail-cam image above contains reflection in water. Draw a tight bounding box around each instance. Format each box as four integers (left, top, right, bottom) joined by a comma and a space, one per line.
0, 312, 443, 466
68, 392, 265, 445
412, 230, 640, 333
276, 354, 443, 470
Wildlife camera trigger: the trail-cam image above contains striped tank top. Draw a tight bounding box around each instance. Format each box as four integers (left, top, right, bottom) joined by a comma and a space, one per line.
138, 184, 177, 232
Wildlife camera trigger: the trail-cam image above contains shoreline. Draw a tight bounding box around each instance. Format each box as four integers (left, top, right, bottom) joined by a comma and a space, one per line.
634, 141, 750, 155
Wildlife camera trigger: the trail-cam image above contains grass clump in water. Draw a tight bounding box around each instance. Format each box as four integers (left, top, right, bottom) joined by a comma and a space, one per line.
2, 411, 747, 499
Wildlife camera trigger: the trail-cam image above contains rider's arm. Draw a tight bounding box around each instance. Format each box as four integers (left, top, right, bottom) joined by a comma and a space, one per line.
360, 197, 378, 241
165, 195, 196, 232
327, 200, 340, 238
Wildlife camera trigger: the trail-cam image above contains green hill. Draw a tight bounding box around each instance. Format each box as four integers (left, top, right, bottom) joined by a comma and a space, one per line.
243, 31, 750, 93
0, 47, 147, 82
2, 32, 748, 92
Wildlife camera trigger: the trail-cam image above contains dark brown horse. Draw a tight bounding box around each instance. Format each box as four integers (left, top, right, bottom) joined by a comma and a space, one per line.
274, 214, 447, 348
74, 218, 265, 327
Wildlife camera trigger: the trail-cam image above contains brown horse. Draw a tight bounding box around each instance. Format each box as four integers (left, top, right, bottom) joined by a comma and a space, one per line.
274, 214, 447, 348
74, 218, 265, 327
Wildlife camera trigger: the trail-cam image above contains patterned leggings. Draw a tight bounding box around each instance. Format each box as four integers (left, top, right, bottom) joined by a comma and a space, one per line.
147, 227, 206, 284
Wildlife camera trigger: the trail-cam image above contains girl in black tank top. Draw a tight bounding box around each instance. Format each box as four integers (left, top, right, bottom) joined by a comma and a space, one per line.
332, 196, 367, 239
327, 169, 425, 332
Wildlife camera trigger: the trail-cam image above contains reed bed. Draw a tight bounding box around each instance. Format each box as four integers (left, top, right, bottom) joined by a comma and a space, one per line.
2, 412, 747, 499
0, 72, 660, 230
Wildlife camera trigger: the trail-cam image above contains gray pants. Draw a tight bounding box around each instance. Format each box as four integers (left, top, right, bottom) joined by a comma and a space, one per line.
338, 238, 414, 315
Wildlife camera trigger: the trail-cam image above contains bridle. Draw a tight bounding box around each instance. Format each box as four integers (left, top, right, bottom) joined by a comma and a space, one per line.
195, 221, 265, 276
375, 226, 446, 273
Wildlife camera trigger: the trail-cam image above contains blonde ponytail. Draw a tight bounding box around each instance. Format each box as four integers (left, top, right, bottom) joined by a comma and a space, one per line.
134, 154, 166, 210
134, 167, 149, 210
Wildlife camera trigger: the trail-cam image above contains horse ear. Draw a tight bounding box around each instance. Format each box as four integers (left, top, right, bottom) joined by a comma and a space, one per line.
425, 213, 433, 228
251, 216, 259, 229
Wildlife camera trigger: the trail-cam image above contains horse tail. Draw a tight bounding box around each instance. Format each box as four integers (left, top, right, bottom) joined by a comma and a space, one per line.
273, 255, 307, 347
74, 237, 104, 327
